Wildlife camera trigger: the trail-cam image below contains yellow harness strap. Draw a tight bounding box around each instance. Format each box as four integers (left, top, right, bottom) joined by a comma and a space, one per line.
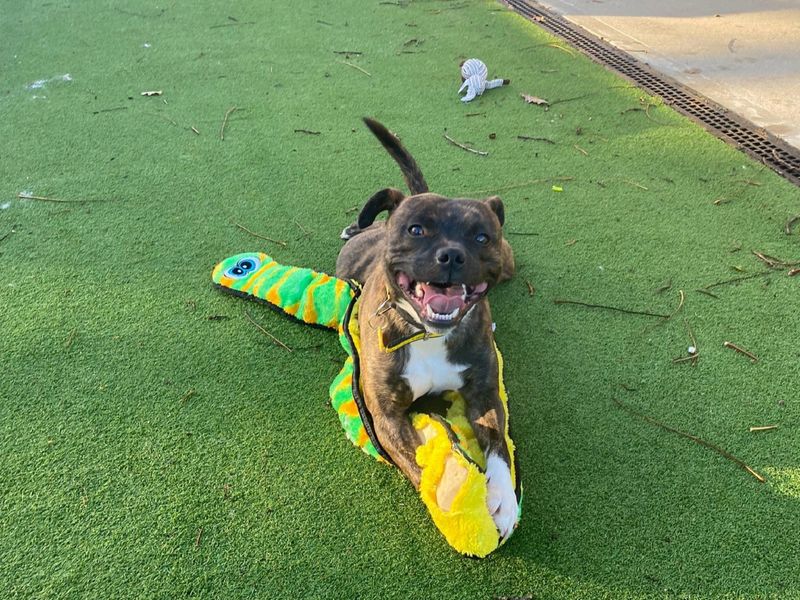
378, 328, 444, 353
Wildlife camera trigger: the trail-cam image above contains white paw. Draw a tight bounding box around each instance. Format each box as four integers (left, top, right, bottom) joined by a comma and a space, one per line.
485, 453, 517, 540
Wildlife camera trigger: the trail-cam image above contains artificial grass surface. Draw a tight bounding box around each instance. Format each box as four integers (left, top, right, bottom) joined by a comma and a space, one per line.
1, 0, 799, 598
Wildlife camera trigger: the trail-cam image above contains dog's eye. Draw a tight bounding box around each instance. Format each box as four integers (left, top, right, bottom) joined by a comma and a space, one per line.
408, 224, 425, 237
475, 233, 490, 245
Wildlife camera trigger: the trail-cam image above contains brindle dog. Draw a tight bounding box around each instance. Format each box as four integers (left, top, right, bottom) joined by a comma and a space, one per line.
336, 119, 517, 538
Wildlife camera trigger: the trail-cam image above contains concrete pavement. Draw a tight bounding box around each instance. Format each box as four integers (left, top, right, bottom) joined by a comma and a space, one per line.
536, 0, 800, 150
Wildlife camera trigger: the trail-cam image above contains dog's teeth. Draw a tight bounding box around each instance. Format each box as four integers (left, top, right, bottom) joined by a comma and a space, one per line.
425, 304, 460, 322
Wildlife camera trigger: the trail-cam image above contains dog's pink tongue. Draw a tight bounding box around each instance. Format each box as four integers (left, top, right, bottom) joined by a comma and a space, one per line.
422, 284, 465, 314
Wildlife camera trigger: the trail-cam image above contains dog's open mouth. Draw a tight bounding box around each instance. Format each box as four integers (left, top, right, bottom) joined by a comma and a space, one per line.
396, 271, 488, 326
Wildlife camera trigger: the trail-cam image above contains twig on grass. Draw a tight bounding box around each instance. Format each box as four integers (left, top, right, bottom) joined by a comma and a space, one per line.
180, 388, 197, 404
622, 179, 648, 191
667, 290, 685, 320
92, 106, 128, 115
339, 61, 371, 77
695, 288, 720, 299
210, 21, 255, 29
525, 280, 535, 297
574, 144, 589, 156
517, 135, 555, 144
333, 50, 363, 55
294, 129, 321, 135
443, 133, 488, 156
723, 341, 758, 363
672, 318, 699, 366
553, 298, 670, 319
0, 228, 16, 244
700, 270, 774, 291
220, 106, 239, 140
194, 527, 204, 549
749, 425, 778, 433
752, 250, 800, 269
244, 309, 293, 352
18, 192, 110, 204
64, 328, 78, 350
232, 222, 287, 247
613, 398, 766, 483
785, 215, 800, 235
292, 218, 310, 237
547, 43, 575, 57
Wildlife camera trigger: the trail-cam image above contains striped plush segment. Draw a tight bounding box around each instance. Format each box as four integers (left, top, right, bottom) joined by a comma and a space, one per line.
212, 252, 353, 329
329, 357, 382, 461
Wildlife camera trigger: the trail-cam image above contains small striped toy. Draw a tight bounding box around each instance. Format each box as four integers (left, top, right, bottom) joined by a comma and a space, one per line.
458, 58, 510, 103
212, 251, 521, 557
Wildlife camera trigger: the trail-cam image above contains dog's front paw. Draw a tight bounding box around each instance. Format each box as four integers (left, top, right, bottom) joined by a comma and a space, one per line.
485, 453, 517, 540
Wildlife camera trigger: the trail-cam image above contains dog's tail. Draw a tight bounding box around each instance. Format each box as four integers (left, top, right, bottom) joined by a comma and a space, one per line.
363, 117, 429, 195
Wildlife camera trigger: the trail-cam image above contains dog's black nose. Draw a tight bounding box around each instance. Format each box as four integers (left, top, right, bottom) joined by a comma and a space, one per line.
436, 247, 465, 266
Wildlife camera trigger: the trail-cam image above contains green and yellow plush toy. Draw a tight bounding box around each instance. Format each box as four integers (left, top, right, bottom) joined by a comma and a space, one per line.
212, 251, 521, 557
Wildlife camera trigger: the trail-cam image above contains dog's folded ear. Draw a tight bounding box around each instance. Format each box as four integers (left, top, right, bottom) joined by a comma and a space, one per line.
485, 196, 505, 227
357, 188, 406, 230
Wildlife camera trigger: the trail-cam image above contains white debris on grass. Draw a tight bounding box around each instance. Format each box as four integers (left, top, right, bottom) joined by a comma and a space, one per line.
1, 202, 11, 210
27, 73, 72, 90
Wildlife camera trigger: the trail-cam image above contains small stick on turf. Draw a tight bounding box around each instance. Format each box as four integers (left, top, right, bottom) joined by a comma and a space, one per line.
219, 106, 239, 140
180, 388, 197, 404
0, 228, 15, 244
785, 215, 800, 235
622, 179, 649, 191
194, 527, 203, 549
752, 250, 800, 269
574, 144, 589, 156
701, 270, 773, 291
749, 425, 778, 433
517, 135, 555, 144
232, 222, 287, 247
18, 192, 109, 204
294, 129, 321, 135
525, 280, 535, 297
443, 133, 488, 156
339, 60, 371, 77
547, 43, 575, 56
613, 397, 766, 483
292, 218, 310, 236
667, 290, 685, 320
92, 106, 128, 114
695, 288, 720, 299
244, 309, 293, 352
64, 328, 78, 350
723, 341, 758, 363
672, 317, 699, 366
191, 126, 200, 135
333, 50, 362, 55
553, 298, 670, 319
210, 21, 255, 29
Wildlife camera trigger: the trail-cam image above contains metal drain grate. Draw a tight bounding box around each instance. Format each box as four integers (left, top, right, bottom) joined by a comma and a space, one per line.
504, 0, 800, 186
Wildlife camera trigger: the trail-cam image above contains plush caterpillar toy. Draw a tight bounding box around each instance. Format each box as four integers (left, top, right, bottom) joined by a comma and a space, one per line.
212, 251, 522, 557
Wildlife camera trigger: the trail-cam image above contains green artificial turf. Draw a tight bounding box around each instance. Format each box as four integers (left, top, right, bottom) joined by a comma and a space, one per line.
2, 1, 799, 598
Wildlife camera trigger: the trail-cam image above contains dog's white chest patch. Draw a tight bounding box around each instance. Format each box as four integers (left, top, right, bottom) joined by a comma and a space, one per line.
402, 336, 467, 401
